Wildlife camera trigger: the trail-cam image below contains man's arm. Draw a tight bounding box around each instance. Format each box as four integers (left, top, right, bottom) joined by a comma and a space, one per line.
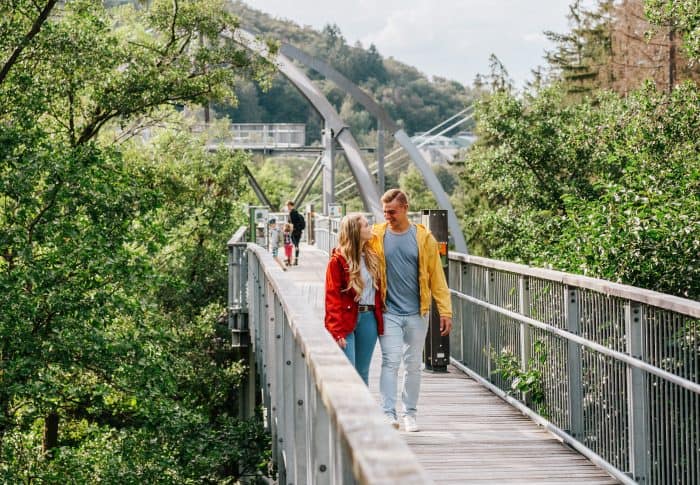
427, 235, 452, 336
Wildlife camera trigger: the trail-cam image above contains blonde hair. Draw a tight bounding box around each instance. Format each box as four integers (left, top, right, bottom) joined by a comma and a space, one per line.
381, 188, 408, 206
338, 213, 381, 299
283, 223, 292, 232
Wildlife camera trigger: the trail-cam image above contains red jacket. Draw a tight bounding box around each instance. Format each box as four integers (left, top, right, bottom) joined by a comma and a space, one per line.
324, 250, 384, 340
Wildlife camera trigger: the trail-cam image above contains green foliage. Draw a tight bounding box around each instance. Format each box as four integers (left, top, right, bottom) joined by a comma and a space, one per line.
459, 81, 700, 299
398, 164, 459, 212
1, 0, 271, 481
492, 340, 548, 416
645, 0, 700, 62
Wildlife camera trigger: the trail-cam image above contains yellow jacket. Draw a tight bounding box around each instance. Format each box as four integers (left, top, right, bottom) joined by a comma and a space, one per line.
369, 222, 452, 317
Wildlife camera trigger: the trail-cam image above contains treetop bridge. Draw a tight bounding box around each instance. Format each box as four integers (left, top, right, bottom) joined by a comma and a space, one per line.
222, 27, 698, 485
227, 217, 700, 485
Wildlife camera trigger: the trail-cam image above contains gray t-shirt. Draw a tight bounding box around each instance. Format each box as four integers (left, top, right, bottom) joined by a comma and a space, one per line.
358, 255, 376, 305
269, 227, 281, 249
384, 225, 420, 315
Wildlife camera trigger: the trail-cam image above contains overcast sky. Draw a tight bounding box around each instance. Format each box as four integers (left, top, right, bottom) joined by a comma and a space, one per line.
242, 0, 581, 88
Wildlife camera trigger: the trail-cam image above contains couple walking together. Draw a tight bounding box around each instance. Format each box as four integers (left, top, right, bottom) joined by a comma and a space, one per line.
324, 189, 452, 432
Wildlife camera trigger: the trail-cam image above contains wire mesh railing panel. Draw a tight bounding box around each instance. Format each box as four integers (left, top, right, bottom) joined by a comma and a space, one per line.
580, 289, 627, 353
581, 349, 630, 471
462, 264, 490, 376
448, 252, 700, 485
644, 309, 700, 484
577, 291, 630, 470
488, 269, 522, 392
529, 278, 567, 330
530, 328, 571, 427
449, 262, 464, 362
647, 378, 700, 484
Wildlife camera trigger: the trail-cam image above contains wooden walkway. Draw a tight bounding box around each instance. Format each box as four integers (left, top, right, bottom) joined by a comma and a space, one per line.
291, 244, 618, 484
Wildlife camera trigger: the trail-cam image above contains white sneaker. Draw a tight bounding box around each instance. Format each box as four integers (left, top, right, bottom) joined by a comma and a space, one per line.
404, 415, 419, 432
384, 414, 399, 429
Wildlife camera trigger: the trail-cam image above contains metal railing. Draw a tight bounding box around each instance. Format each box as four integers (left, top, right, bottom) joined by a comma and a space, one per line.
448, 252, 700, 485
237, 236, 430, 484
198, 123, 306, 148
312, 214, 342, 255
313, 212, 422, 254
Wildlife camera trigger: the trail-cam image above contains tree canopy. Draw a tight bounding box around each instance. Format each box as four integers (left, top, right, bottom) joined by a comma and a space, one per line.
1, 0, 273, 481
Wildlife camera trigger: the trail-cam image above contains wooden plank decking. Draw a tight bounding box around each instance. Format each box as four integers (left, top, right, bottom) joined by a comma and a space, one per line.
290, 244, 619, 484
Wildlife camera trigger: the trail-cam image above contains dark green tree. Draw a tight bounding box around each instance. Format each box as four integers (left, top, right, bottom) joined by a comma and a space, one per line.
544, 0, 615, 96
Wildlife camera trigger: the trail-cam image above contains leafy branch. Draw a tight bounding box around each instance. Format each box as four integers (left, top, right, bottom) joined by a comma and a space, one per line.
492, 340, 548, 417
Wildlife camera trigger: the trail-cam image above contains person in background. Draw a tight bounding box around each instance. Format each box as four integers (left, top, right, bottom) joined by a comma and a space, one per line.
268, 219, 286, 271
324, 213, 384, 386
368, 189, 452, 432
282, 223, 294, 267
286, 200, 305, 265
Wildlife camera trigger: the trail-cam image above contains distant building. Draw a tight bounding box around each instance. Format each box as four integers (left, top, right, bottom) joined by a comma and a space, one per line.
410, 131, 477, 164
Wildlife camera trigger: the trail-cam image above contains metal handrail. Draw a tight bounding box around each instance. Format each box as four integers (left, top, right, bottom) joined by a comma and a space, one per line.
450, 253, 700, 318
449, 251, 700, 485
244, 242, 430, 484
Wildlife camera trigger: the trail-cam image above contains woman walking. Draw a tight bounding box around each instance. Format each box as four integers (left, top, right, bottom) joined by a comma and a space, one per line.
324, 214, 384, 385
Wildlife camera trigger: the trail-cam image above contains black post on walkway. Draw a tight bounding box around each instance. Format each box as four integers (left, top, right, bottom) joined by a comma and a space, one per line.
422, 209, 450, 372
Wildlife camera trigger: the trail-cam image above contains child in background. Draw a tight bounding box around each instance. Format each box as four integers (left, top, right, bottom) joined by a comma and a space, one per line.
283, 223, 294, 267
268, 219, 286, 271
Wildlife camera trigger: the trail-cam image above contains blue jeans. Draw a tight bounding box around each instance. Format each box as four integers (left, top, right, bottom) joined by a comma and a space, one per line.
379, 313, 428, 418
342, 310, 378, 386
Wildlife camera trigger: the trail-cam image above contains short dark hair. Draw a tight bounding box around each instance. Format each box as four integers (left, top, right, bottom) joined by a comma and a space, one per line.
381, 188, 408, 206
286, 200, 295, 207
269, 218, 276, 224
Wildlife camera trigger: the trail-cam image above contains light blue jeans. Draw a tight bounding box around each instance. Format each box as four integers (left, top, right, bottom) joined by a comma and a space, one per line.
379, 312, 428, 419
342, 311, 378, 386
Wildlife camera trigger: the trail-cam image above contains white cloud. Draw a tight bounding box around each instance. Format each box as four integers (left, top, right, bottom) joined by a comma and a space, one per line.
242, 0, 573, 87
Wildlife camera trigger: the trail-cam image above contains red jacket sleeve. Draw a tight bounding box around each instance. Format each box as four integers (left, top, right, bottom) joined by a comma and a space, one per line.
324, 254, 354, 340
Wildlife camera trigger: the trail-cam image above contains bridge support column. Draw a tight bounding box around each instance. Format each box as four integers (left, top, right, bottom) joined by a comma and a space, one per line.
377, 120, 385, 193
321, 124, 336, 215
227, 237, 256, 419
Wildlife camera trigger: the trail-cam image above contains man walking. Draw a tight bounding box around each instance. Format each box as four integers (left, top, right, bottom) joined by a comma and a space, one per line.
368, 189, 452, 432
286, 200, 305, 265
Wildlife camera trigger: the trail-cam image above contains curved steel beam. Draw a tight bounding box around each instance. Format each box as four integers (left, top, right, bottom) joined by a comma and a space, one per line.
281, 44, 399, 133
280, 43, 468, 253
224, 29, 383, 220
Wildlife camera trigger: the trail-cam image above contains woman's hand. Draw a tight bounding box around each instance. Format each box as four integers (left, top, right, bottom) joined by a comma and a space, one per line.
337, 337, 347, 349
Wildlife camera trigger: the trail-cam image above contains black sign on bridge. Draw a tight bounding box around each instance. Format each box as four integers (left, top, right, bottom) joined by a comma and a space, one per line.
422, 209, 450, 372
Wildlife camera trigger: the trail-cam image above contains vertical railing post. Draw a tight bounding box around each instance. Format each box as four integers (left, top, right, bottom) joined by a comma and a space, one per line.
626, 301, 649, 483
311, 386, 331, 485
566, 286, 584, 440
327, 216, 332, 254
449, 260, 463, 362
377, 120, 385, 193
282, 326, 296, 481
518, 275, 531, 391
293, 343, 308, 484
306, 205, 315, 245
274, 294, 287, 482
457, 261, 474, 366
485, 268, 494, 379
